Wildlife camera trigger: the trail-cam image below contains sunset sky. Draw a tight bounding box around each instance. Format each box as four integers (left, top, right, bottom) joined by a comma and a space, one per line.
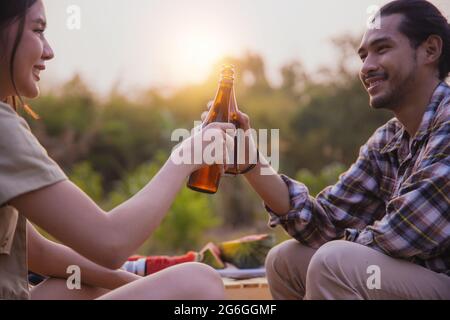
42, 0, 450, 95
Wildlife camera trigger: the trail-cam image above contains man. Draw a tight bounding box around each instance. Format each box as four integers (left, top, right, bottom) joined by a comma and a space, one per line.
240, 0, 450, 299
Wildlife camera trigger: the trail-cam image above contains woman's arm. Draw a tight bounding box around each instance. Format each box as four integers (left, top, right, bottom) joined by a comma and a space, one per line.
11, 122, 236, 269
27, 222, 140, 289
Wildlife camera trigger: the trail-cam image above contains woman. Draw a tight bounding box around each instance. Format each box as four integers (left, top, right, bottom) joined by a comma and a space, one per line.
0, 0, 235, 300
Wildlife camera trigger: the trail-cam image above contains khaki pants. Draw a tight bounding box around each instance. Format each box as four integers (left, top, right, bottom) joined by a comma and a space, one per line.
265, 240, 450, 300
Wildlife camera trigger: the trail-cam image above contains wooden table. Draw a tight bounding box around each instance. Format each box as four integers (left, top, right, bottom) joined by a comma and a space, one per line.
223, 277, 272, 300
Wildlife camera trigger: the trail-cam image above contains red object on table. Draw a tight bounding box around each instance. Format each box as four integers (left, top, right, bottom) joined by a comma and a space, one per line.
124, 251, 198, 276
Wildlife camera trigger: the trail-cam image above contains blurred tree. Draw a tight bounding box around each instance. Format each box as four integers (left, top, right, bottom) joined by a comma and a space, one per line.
105, 152, 219, 255
28, 74, 100, 168
69, 161, 103, 203
296, 162, 346, 197
281, 60, 309, 96
287, 78, 391, 173
214, 177, 260, 228
89, 96, 167, 189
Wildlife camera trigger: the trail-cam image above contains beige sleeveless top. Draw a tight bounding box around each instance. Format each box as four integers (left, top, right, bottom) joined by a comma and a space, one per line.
0, 102, 67, 300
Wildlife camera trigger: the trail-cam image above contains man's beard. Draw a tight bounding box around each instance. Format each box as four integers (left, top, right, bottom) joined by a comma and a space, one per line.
370, 57, 418, 110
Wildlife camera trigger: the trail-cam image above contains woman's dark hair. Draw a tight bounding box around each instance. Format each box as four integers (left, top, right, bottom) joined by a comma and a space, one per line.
0, 0, 39, 116
380, 0, 450, 80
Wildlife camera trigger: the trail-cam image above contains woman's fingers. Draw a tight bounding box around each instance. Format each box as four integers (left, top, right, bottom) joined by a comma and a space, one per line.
202, 122, 236, 167
205, 122, 236, 135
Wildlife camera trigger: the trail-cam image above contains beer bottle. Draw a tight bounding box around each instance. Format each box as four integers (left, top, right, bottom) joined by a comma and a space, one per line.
187, 65, 238, 194
223, 76, 241, 175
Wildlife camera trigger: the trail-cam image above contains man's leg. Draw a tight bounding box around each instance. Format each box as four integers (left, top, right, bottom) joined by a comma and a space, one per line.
265, 239, 317, 300
305, 240, 450, 300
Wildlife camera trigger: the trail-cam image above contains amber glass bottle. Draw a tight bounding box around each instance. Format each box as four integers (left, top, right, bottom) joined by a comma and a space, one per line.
187, 65, 239, 194
223, 79, 241, 175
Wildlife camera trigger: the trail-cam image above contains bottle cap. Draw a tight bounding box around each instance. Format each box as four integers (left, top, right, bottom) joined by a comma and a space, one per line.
221, 64, 235, 79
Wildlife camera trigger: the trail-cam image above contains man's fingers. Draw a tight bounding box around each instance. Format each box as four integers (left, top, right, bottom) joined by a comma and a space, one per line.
223, 133, 235, 169
238, 111, 249, 123
200, 111, 208, 122
200, 101, 214, 123
224, 132, 235, 152
237, 111, 251, 129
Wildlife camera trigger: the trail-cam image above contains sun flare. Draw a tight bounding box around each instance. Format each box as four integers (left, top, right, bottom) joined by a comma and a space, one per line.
169, 30, 226, 83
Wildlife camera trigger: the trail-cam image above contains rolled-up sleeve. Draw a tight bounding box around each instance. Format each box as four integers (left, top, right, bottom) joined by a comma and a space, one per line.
266, 143, 387, 248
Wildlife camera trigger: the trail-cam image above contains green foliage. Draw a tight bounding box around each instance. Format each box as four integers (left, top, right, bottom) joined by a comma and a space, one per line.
286, 79, 391, 173
150, 186, 221, 254
105, 152, 220, 255
69, 161, 103, 203
295, 163, 347, 196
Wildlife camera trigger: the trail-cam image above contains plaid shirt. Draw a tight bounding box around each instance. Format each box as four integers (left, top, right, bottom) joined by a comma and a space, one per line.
268, 82, 450, 276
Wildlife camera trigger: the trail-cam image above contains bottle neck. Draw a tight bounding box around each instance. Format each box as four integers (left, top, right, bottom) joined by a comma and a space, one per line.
219, 77, 234, 87
230, 83, 237, 104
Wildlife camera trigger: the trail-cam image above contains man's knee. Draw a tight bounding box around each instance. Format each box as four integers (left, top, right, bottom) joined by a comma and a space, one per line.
308, 240, 351, 271
305, 240, 364, 299
265, 239, 301, 276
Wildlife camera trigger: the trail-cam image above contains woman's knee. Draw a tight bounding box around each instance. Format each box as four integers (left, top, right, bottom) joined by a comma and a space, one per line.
171, 262, 225, 299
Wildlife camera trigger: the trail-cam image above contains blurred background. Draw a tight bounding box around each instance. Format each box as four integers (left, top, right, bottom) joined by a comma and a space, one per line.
27, 0, 450, 255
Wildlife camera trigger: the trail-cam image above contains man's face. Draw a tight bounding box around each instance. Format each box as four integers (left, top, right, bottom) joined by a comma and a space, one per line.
358, 14, 419, 110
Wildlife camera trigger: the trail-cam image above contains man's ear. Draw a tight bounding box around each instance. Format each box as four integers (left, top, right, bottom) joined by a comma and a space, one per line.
420, 35, 443, 67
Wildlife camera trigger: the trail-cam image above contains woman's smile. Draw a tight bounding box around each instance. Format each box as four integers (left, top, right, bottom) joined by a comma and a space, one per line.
32, 64, 45, 81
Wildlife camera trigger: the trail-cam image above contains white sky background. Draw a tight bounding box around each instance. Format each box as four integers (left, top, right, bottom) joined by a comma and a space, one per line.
41, 0, 450, 96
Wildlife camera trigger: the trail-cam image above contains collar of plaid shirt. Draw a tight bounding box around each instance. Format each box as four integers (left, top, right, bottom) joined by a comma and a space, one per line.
381, 81, 450, 155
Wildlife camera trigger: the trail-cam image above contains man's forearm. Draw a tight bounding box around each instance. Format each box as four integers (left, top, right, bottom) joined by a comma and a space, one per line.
244, 157, 290, 215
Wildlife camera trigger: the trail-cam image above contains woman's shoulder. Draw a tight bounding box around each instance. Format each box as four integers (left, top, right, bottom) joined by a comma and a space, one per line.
0, 101, 16, 116
0, 101, 45, 160
0, 101, 25, 125
0, 101, 17, 114
0, 101, 67, 206
0, 101, 33, 135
